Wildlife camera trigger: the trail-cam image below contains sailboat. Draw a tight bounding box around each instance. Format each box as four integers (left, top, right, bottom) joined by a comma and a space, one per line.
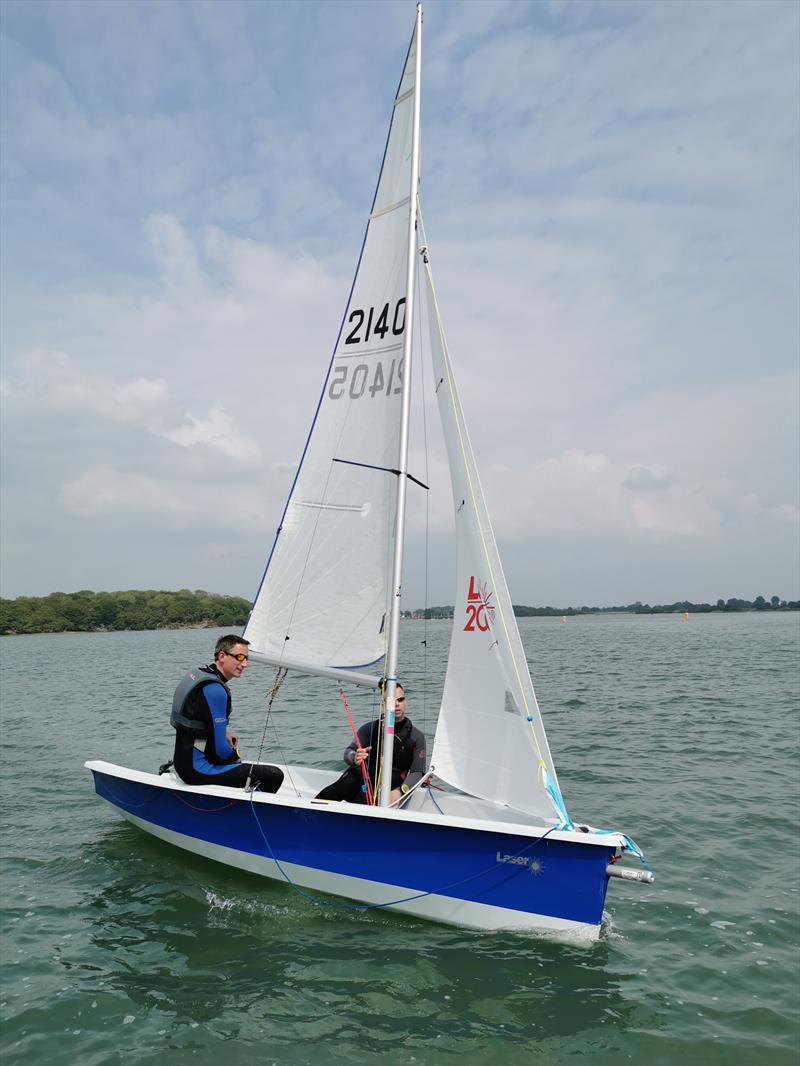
86, 5, 652, 941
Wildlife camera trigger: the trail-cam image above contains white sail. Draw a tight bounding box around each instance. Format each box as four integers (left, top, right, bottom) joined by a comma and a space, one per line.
421, 228, 569, 824
245, 29, 419, 671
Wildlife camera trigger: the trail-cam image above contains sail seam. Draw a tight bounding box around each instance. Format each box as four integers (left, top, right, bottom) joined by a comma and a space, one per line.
335, 342, 403, 358
369, 195, 411, 220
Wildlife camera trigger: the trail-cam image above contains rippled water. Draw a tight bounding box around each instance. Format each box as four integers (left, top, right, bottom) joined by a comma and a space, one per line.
1, 613, 798, 1064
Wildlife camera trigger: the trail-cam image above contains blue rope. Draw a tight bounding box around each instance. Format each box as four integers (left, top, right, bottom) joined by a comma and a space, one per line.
247, 790, 557, 913
424, 786, 446, 815
590, 829, 652, 870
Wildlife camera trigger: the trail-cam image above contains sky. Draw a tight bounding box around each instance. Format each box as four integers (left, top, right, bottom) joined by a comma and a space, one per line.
1, 0, 798, 609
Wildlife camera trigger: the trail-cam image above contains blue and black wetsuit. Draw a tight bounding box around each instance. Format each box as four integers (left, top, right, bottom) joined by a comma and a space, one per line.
171, 664, 283, 793
315, 715, 426, 802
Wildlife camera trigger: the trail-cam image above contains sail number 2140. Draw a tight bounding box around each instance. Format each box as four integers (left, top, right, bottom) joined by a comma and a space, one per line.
344, 298, 405, 345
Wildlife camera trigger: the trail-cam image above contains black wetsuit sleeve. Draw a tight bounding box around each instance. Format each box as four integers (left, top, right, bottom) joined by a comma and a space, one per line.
343, 722, 373, 766
403, 724, 427, 789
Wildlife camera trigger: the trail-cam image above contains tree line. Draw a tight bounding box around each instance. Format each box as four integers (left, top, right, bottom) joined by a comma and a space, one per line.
516, 596, 799, 615
408, 596, 798, 620
0, 589, 252, 635
2, 590, 797, 636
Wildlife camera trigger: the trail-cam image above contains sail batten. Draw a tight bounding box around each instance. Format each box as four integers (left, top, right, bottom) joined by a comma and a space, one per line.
370, 196, 411, 220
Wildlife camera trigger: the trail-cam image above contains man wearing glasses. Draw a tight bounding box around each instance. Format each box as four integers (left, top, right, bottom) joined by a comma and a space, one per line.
315, 683, 426, 805
169, 634, 283, 793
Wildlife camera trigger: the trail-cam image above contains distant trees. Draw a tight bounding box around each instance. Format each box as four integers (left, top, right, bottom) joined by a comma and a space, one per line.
2, 590, 797, 636
0, 590, 251, 635
411, 598, 798, 619
632, 597, 798, 614
402, 607, 455, 619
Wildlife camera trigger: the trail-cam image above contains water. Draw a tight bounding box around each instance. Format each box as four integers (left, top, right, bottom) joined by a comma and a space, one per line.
1, 613, 798, 1065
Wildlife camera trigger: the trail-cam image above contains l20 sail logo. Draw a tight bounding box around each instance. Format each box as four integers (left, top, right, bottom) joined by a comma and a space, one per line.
464, 576, 495, 632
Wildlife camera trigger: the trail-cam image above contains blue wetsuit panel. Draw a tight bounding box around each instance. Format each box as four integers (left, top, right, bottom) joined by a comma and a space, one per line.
190, 681, 239, 775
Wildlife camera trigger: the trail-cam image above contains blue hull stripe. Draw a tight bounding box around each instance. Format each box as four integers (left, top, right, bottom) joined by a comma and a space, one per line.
92, 770, 613, 928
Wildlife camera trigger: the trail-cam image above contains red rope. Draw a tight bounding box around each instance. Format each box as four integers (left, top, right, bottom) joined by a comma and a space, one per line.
173, 795, 239, 812
339, 689, 373, 805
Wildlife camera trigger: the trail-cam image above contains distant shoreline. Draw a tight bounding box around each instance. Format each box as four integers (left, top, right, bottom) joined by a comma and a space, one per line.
1, 589, 797, 635
0, 589, 251, 636
407, 597, 799, 621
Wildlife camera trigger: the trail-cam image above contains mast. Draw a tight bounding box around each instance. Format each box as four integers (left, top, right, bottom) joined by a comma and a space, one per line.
379, 2, 422, 807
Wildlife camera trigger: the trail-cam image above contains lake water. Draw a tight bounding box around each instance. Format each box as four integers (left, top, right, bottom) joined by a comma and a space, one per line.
1, 613, 798, 1065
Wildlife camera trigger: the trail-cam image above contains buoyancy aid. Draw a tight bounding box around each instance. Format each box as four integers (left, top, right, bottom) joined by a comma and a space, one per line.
170, 666, 232, 738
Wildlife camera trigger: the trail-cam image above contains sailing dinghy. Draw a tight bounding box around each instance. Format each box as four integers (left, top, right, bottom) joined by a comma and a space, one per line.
86, 5, 653, 941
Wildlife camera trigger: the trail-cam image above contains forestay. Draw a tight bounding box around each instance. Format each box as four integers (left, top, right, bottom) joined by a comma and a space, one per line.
420, 221, 569, 825
245, 31, 419, 671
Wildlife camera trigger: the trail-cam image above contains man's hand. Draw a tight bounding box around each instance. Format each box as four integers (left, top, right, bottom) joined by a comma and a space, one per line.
353, 745, 371, 767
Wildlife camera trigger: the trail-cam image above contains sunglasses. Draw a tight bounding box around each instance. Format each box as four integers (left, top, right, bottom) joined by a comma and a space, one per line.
225, 652, 249, 662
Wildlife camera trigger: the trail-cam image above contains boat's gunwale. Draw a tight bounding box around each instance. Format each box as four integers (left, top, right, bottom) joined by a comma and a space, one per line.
85, 759, 622, 850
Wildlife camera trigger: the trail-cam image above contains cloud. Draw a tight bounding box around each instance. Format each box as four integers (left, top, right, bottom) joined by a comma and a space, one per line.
59, 463, 279, 534
481, 449, 721, 541
145, 213, 205, 296
623, 467, 676, 492
629, 490, 720, 540
8, 348, 167, 422
737, 493, 800, 528
161, 405, 262, 466
62, 465, 191, 517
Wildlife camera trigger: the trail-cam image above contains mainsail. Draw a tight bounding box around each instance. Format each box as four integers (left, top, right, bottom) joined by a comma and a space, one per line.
421, 223, 569, 825
245, 31, 419, 672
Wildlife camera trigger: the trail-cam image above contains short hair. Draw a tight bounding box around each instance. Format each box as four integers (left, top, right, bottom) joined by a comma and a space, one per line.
214, 634, 250, 659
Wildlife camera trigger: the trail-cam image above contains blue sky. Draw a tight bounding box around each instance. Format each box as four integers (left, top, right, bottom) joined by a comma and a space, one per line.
1, 0, 798, 607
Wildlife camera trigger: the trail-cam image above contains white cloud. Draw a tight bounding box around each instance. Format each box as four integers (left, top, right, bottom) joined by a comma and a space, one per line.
145, 213, 205, 296
162, 405, 262, 466
59, 463, 279, 535
629, 490, 720, 540
62, 465, 191, 517
623, 467, 675, 492
737, 493, 800, 527
9, 348, 167, 422
481, 449, 722, 542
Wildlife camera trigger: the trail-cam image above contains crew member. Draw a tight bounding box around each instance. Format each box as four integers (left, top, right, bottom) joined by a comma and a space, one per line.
169, 634, 283, 792
315, 684, 425, 804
